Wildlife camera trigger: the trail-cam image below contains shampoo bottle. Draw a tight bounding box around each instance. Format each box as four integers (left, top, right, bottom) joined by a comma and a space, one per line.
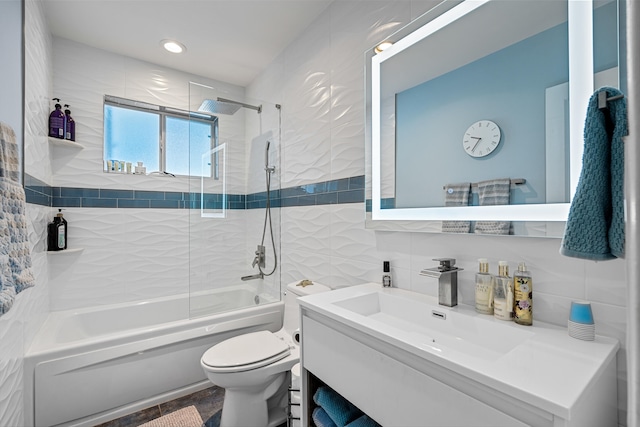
47, 209, 67, 251
64, 104, 75, 141
49, 98, 66, 139
493, 261, 513, 321
514, 262, 533, 325
474, 258, 493, 314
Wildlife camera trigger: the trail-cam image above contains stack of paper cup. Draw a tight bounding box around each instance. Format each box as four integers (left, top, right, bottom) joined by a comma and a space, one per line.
568, 301, 595, 341
290, 363, 301, 427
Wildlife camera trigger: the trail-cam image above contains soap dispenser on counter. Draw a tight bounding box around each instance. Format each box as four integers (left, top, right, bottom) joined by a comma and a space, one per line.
493, 261, 513, 321
514, 262, 533, 325
475, 258, 493, 315
47, 209, 68, 251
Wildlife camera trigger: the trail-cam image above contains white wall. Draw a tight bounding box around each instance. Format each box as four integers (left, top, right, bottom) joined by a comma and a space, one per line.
247, 1, 629, 423
0, 1, 52, 426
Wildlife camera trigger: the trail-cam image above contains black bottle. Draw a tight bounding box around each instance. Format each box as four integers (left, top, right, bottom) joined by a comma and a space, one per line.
47, 210, 67, 251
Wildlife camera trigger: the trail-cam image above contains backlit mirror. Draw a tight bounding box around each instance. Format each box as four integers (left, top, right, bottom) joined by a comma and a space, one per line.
365, 0, 624, 237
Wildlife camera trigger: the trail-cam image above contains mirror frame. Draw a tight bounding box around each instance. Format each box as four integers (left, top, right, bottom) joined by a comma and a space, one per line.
370, 0, 594, 223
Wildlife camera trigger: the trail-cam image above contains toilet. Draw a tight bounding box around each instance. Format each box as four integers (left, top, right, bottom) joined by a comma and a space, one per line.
201, 280, 330, 427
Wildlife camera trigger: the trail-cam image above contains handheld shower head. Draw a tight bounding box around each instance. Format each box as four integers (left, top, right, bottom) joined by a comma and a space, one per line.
264, 140, 275, 173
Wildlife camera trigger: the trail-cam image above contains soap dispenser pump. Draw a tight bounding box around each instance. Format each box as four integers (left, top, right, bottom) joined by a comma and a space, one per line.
47, 209, 68, 251
514, 262, 533, 325
49, 98, 66, 139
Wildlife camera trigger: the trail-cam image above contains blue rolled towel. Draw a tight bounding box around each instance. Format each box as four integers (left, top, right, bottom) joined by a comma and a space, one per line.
344, 414, 381, 427
312, 407, 338, 427
313, 386, 363, 427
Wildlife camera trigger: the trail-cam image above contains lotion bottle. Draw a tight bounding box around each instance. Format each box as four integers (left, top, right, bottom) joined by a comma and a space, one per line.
493, 261, 513, 321
513, 262, 533, 325
474, 258, 493, 314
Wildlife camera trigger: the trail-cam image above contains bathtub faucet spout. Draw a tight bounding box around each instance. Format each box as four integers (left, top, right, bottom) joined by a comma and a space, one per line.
241, 273, 264, 281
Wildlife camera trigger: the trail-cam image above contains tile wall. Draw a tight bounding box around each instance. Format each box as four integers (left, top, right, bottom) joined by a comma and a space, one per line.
246, 1, 629, 424
6, 1, 630, 426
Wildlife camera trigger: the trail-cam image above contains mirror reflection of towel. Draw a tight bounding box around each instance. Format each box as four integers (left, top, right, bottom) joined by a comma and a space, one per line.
442, 183, 471, 233
474, 178, 511, 235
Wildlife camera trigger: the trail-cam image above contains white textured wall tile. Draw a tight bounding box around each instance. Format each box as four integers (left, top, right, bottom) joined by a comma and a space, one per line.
282, 205, 332, 257
585, 258, 627, 307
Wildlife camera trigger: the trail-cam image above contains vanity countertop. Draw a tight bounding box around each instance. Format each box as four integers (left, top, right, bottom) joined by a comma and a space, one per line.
298, 283, 619, 421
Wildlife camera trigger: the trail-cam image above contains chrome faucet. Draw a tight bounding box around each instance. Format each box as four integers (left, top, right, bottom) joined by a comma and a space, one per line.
420, 258, 463, 307
241, 272, 264, 281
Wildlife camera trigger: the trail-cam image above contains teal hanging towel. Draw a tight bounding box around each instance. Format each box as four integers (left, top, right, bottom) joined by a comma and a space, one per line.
561, 87, 627, 260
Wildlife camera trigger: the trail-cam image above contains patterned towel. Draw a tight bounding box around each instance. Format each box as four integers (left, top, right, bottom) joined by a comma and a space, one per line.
0, 122, 35, 316
441, 182, 471, 233
561, 87, 627, 260
474, 178, 511, 235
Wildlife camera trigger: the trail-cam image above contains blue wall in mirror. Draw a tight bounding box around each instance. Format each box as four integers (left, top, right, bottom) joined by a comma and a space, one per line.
395, 1, 618, 208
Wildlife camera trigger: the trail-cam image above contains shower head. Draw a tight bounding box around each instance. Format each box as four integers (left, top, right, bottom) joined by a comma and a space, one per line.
198, 97, 262, 115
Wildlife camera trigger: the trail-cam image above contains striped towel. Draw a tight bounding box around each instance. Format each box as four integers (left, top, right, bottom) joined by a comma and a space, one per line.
0, 122, 35, 316
441, 182, 471, 233
474, 178, 511, 235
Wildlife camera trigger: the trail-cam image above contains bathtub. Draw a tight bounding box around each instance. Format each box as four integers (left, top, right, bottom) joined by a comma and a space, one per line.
24, 285, 283, 427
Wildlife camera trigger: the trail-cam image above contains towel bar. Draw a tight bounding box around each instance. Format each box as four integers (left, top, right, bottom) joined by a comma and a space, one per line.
442, 178, 526, 190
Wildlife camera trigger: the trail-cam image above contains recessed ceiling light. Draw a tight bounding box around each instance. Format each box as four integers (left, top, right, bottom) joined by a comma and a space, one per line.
161, 39, 186, 54
374, 41, 393, 54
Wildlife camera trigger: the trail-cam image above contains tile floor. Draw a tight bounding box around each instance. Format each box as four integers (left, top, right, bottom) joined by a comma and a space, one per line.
95, 386, 225, 427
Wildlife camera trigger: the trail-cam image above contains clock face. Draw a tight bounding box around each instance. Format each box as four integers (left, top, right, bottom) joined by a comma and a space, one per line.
462, 120, 501, 158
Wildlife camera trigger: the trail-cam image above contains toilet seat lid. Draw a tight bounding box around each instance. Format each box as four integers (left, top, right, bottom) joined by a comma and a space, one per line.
202, 330, 290, 372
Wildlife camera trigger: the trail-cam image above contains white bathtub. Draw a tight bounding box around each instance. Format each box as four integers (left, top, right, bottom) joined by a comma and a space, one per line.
24, 286, 283, 427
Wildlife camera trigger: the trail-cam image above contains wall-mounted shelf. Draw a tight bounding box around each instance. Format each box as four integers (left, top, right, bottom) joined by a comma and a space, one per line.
48, 137, 83, 149
47, 248, 83, 255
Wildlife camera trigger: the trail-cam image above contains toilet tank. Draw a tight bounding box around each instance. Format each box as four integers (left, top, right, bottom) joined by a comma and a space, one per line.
283, 281, 330, 336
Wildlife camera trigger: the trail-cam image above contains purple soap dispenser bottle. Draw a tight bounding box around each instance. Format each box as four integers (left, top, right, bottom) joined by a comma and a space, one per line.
49, 98, 66, 139
64, 104, 75, 141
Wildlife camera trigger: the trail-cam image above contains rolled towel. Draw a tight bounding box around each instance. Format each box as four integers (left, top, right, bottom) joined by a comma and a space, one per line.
474, 178, 511, 235
344, 414, 382, 427
441, 182, 471, 233
313, 386, 363, 427
312, 407, 338, 427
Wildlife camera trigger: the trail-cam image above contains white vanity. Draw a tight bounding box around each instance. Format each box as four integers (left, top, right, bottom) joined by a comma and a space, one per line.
298, 284, 619, 427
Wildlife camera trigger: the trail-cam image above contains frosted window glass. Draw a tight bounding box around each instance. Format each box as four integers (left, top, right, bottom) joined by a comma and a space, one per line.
104, 105, 159, 171
166, 116, 212, 177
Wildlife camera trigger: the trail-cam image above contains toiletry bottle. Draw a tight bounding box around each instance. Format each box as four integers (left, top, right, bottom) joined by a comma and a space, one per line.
475, 258, 493, 314
49, 98, 66, 139
493, 261, 513, 321
513, 262, 533, 325
382, 261, 392, 287
47, 209, 67, 251
64, 104, 75, 141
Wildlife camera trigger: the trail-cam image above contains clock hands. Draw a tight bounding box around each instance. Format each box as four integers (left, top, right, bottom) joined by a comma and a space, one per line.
470, 136, 482, 153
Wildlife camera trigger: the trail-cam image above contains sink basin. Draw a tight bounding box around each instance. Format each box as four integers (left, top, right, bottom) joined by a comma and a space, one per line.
332, 288, 534, 359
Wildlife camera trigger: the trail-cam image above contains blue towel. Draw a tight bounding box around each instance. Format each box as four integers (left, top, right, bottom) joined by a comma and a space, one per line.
344, 414, 381, 427
312, 407, 338, 427
561, 87, 627, 260
313, 386, 363, 427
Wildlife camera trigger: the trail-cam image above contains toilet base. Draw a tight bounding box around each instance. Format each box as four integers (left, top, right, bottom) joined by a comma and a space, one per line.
219, 372, 290, 427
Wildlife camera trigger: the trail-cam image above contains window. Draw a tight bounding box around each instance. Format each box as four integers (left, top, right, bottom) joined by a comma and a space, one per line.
103, 95, 218, 177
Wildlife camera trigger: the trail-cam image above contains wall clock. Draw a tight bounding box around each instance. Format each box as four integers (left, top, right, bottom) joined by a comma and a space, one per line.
462, 120, 501, 158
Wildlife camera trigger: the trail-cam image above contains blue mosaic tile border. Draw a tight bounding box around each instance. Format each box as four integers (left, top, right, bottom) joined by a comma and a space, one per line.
365, 198, 396, 212
24, 174, 365, 209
